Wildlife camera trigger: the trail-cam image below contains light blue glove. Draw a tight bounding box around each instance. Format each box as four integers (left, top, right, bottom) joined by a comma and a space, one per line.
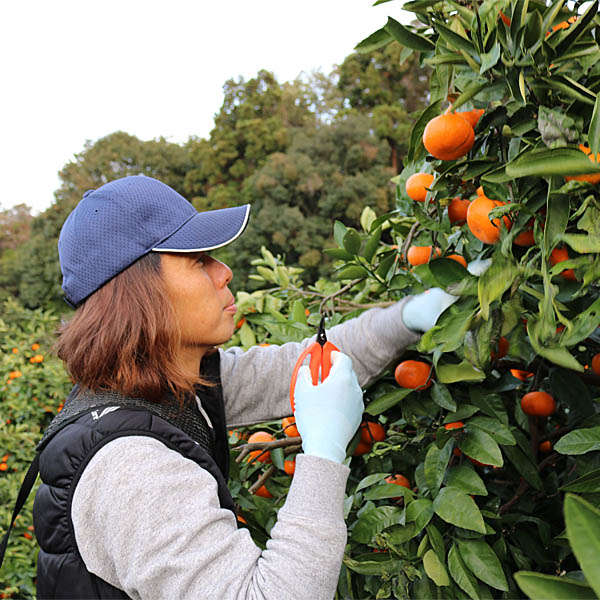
293, 351, 364, 463
402, 258, 493, 332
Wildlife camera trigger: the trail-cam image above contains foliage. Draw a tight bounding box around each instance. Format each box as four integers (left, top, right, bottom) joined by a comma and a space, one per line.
0, 298, 72, 596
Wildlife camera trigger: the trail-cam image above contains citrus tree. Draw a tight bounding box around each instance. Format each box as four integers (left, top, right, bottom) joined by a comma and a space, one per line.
227, 1, 600, 598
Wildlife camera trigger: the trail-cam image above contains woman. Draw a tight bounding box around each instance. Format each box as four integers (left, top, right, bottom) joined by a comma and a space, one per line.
32, 175, 449, 599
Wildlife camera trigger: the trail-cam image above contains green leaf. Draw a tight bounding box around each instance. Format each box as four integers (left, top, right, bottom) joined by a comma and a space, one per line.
384, 17, 435, 51
425, 440, 453, 496
356, 473, 391, 493
429, 258, 471, 289
408, 100, 443, 163
479, 43, 500, 74
365, 388, 413, 415
334, 220, 348, 247
451, 81, 488, 112
538, 75, 596, 106
437, 361, 485, 383
343, 228, 361, 255
351, 506, 403, 543
426, 523, 446, 561
343, 556, 404, 576
433, 487, 486, 533
565, 494, 600, 597
544, 194, 569, 256
423, 549, 450, 586
290, 299, 307, 325
468, 416, 516, 446
515, 572, 597, 600
354, 26, 394, 53
446, 465, 488, 496
457, 539, 508, 591
561, 233, 600, 253
555, 426, 600, 455
561, 469, 600, 493
363, 227, 382, 263
239, 322, 256, 347
442, 404, 480, 423
502, 445, 544, 491
554, 0, 599, 58
430, 382, 457, 411
433, 19, 477, 57
506, 147, 600, 178
270, 447, 285, 470
468, 388, 508, 424
589, 92, 600, 157
478, 255, 519, 321
323, 247, 354, 261
458, 428, 503, 467
406, 498, 434, 533
335, 265, 369, 280
364, 483, 414, 501
448, 543, 481, 600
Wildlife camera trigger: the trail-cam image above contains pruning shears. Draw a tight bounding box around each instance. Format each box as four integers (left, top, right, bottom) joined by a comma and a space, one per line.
289, 316, 340, 411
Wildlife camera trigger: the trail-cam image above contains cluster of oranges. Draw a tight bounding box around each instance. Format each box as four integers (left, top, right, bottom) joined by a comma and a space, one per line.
0, 454, 10, 472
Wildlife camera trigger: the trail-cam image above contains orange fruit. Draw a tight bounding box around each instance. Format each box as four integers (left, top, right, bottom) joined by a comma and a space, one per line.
407, 245, 442, 266
254, 485, 273, 498
406, 173, 434, 202
539, 440, 552, 452
31, 343, 40, 351
500, 11, 511, 26
237, 514, 247, 525
510, 369, 534, 381
453, 447, 463, 457
236, 317, 246, 329
444, 421, 464, 430
565, 144, 600, 184
423, 113, 475, 161
476, 185, 485, 196
547, 15, 578, 35
466, 195, 512, 244
448, 197, 471, 225
591, 353, 600, 375
458, 108, 484, 129
447, 254, 467, 268
360, 421, 386, 443
0, 464, 7, 472
491, 336, 509, 361
282, 416, 299, 438
521, 391, 556, 416
394, 360, 433, 390
550, 246, 577, 280
353, 440, 373, 456
283, 458, 296, 475
247, 431, 275, 463
11, 348, 18, 354
385, 474, 411, 499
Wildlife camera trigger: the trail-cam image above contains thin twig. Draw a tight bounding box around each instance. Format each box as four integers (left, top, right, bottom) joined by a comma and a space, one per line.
234, 437, 301, 464
319, 277, 366, 316
402, 221, 420, 266
499, 480, 529, 515
249, 466, 276, 494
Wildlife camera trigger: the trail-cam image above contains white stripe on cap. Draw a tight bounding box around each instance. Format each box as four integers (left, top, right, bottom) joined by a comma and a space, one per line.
151, 204, 251, 253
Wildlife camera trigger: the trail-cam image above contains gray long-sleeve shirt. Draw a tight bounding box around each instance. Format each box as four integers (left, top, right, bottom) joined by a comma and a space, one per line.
71, 300, 420, 599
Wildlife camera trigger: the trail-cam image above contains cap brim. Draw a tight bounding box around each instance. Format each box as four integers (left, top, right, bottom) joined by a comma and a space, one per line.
152, 204, 250, 252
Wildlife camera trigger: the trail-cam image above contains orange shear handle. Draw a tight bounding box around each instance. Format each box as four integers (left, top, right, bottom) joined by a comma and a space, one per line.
289, 340, 339, 411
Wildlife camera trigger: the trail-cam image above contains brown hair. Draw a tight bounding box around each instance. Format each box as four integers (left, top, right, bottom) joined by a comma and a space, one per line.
52, 251, 213, 408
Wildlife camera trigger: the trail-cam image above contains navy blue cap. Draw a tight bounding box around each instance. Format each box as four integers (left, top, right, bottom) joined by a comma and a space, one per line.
58, 175, 250, 308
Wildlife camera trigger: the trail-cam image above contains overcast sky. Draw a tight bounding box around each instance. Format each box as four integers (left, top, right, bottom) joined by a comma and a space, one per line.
1, 0, 410, 216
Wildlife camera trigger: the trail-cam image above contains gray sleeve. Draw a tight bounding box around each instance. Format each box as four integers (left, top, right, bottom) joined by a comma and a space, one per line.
71, 437, 349, 600
220, 297, 420, 428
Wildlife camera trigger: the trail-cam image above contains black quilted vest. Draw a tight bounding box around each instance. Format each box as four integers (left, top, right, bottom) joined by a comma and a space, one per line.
32, 351, 234, 599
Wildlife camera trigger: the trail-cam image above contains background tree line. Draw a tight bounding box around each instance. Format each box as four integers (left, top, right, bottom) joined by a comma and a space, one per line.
0, 44, 429, 313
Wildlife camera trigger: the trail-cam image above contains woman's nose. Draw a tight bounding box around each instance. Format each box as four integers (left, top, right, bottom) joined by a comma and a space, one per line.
209, 257, 233, 287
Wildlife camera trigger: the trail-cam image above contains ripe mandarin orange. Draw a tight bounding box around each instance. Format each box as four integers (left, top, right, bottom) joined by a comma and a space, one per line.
521, 391, 556, 416
406, 173, 434, 202
458, 108, 484, 129
385, 474, 411, 488
550, 246, 577, 280
284, 458, 296, 475
353, 440, 373, 456
539, 440, 552, 452
500, 11, 511, 26
360, 421, 386, 443
282, 416, 299, 438
447, 254, 467, 268
254, 485, 273, 498
592, 353, 600, 375
407, 245, 442, 266
423, 113, 475, 161
247, 431, 275, 463
466, 195, 512, 244
448, 197, 471, 225
444, 421, 464, 430
476, 185, 485, 196
510, 369, 534, 381
491, 336, 509, 360
394, 360, 433, 390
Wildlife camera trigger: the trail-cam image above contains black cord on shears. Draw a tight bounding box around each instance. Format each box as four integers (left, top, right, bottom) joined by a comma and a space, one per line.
316, 315, 328, 346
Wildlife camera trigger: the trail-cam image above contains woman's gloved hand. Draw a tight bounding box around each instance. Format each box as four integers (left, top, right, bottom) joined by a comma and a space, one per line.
402, 258, 493, 333
293, 351, 364, 464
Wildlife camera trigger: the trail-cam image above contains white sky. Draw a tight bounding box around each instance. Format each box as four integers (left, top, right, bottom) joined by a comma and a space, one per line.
1, 1, 410, 216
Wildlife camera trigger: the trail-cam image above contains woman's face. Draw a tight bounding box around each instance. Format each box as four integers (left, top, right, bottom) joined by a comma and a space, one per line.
159, 252, 237, 353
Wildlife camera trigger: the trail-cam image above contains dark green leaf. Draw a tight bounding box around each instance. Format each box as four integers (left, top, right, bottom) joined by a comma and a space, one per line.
343, 556, 404, 576
429, 258, 471, 289
425, 440, 453, 496
506, 147, 600, 178
354, 27, 394, 54
561, 233, 600, 253
437, 361, 486, 383
335, 265, 369, 280
480, 43, 500, 74
448, 543, 481, 600
351, 506, 403, 543
433, 20, 478, 57
366, 388, 413, 415
442, 404, 480, 423
406, 499, 434, 533
384, 17, 435, 51
515, 572, 597, 600
433, 487, 486, 533
446, 465, 488, 496
423, 549, 450, 586
468, 416, 516, 446
544, 194, 570, 256
502, 445, 544, 490
565, 494, 600, 597
457, 539, 508, 591
363, 227, 382, 263
343, 228, 361, 255
555, 427, 600, 455
270, 447, 285, 470
589, 92, 600, 157
468, 388, 508, 424
364, 483, 414, 501
431, 382, 457, 411
478, 255, 519, 320
561, 469, 600, 493
356, 473, 391, 493
323, 247, 354, 260
549, 369, 594, 420
458, 429, 503, 467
